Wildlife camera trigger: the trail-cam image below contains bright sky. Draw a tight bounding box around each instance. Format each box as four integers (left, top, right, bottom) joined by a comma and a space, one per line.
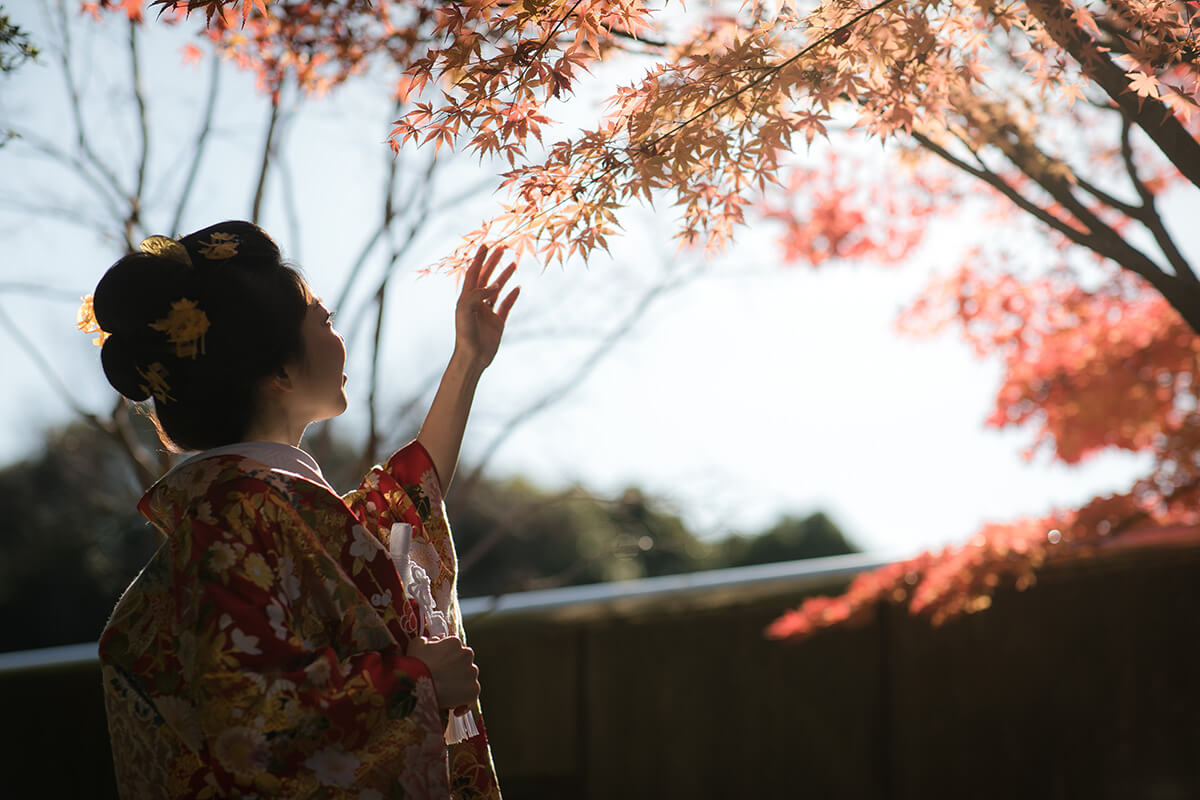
1, 3, 1184, 556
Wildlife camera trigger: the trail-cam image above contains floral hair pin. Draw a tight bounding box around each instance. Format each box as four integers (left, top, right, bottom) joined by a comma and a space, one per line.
197, 232, 239, 260
137, 362, 174, 404
150, 298, 211, 359
139, 235, 193, 267
76, 294, 110, 347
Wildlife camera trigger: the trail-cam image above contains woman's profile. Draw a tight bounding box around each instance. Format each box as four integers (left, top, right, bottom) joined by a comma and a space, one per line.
83, 220, 518, 798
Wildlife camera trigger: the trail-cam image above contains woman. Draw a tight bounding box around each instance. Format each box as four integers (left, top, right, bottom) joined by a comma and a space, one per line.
85, 220, 517, 798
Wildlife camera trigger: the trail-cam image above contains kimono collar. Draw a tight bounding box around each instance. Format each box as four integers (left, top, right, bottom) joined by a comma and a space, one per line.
139, 442, 342, 534
172, 441, 337, 494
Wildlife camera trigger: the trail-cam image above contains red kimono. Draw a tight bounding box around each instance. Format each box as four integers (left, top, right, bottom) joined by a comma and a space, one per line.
98, 441, 501, 799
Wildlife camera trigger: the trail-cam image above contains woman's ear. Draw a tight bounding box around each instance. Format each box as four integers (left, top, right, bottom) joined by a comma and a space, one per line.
266, 364, 295, 394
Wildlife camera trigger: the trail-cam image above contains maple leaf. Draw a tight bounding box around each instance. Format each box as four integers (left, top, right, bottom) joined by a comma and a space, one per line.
1126, 70, 1162, 99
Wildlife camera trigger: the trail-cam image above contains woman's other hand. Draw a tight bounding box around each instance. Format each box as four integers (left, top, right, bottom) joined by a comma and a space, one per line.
455, 245, 519, 369
406, 636, 481, 712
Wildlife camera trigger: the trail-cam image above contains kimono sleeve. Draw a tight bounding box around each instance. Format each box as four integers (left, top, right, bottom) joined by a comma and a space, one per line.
343, 439, 450, 553
181, 476, 449, 797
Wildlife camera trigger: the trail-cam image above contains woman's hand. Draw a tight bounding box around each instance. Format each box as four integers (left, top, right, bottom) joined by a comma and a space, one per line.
407, 636, 481, 714
454, 245, 519, 369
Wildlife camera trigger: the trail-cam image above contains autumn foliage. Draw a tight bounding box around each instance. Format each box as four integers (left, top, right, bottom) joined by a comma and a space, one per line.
89, 0, 1200, 636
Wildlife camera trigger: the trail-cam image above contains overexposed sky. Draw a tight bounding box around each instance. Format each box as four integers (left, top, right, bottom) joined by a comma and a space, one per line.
1, 4, 1182, 555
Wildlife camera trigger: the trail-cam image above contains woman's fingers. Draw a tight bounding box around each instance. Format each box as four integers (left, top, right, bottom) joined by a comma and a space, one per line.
478, 248, 505, 288
496, 287, 520, 321
464, 245, 487, 288
490, 263, 516, 293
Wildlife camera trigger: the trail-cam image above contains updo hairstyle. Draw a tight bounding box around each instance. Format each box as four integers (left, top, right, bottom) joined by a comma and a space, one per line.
91, 221, 312, 451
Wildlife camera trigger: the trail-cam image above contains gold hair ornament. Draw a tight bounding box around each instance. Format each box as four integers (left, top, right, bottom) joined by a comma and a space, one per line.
137, 362, 174, 404
149, 298, 211, 359
75, 294, 110, 347
140, 235, 193, 267
197, 232, 239, 260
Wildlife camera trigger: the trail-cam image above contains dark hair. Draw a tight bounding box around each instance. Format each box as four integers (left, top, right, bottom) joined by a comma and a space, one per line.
92, 221, 311, 451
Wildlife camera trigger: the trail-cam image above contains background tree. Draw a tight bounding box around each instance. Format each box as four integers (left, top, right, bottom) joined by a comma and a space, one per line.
715, 512, 857, 568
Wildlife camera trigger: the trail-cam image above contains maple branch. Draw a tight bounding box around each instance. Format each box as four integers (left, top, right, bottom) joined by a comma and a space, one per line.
913, 130, 1117, 256
958, 97, 1180, 290
642, 0, 903, 153
921, 125, 1200, 330
126, 18, 149, 249
1023, 0, 1200, 188
170, 53, 222, 235
1068, 171, 1141, 219
458, 0, 905, 261
1119, 116, 1195, 283
488, 0, 670, 50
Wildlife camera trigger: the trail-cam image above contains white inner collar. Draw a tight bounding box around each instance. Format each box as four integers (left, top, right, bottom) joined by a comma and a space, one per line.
176, 441, 336, 494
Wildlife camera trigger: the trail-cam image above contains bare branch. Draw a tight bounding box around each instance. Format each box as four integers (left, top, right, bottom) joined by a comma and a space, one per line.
0, 283, 86, 302
5, 129, 127, 220
0, 196, 115, 235
109, 398, 166, 488
333, 105, 407, 316
250, 94, 282, 224
343, 155, 440, 348
52, 0, 130, 217
1119, 118, 1196, 283
457, 486, 582, 577
364, 282, 388, 468
170, 53, 222, 235
0, 300, 105, 428
277, 143, 304, 259
125, 18, 150, 249
454, 257, 701, 506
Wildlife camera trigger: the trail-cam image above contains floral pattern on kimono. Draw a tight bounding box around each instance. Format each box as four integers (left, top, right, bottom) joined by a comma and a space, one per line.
98, 440, 501, 799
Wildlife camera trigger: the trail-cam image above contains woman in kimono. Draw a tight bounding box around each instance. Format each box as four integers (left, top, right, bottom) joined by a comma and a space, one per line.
85, 220, 518, 799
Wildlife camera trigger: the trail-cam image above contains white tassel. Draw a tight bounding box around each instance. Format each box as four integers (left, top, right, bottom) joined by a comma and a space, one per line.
389, 523, 478, 743
445, 710, 480, 744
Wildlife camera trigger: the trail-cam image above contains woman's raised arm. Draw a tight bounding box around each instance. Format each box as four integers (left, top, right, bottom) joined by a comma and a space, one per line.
416, 245, 519, 492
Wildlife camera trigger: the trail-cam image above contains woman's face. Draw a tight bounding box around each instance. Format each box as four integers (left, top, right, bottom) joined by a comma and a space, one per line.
289, 299, 348, 424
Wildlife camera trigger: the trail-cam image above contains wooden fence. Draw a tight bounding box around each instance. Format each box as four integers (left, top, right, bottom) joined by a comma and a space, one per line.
2, 546, 1198, 799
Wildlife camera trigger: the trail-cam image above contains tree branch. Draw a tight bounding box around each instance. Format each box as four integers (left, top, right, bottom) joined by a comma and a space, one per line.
250, 93, 281, 224
1119, 117, 1195, 282
6, 129, 126, 223
454, 256, 701, 506
1023, 0, 1200, 188
364, 281, 388, 467
52, 0, 129, 220
125, 18, 149, 250
170, 52, 221, 235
